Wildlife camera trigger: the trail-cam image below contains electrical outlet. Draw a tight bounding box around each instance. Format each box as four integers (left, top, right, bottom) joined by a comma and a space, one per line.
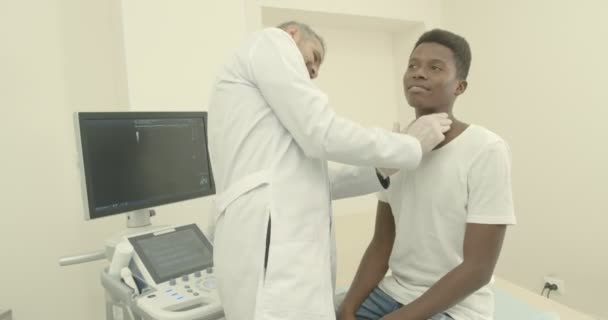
544, 276, 566, 295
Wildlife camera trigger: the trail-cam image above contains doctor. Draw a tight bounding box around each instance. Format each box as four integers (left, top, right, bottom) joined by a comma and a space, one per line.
207, 21, 451, 320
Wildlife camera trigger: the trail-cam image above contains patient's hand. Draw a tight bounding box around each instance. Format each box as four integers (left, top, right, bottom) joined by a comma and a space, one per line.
336, 312, 357, 320
336, 303, 358, 320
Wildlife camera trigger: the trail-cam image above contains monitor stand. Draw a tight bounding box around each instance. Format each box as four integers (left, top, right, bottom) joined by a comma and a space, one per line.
104, 209, 168, 259
127, 209, 155, 228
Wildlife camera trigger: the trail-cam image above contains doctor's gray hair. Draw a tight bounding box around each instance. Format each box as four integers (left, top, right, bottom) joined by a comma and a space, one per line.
277, 21, 326, 53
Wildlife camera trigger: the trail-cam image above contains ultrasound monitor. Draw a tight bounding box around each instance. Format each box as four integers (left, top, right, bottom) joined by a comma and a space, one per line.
76, 112, 215, 223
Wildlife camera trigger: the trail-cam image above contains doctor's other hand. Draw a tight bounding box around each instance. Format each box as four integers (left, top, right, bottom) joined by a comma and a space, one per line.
377, 122, 403, 177
405, 113, 452, 153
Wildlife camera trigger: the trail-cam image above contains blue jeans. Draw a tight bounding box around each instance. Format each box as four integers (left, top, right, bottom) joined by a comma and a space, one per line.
355, 287, 454, 320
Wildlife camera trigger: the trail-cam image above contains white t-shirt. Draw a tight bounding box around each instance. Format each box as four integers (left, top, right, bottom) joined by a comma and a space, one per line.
378, 125, 516, 320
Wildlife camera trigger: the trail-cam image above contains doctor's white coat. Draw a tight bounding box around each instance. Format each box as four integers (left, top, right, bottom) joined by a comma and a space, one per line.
207, 28, 422, 320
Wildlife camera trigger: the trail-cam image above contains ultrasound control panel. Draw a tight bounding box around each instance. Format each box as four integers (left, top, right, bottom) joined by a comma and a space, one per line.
125, 224, 223, 319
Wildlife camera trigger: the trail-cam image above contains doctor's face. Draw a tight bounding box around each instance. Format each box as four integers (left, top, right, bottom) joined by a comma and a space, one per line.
296, 37, 324, 79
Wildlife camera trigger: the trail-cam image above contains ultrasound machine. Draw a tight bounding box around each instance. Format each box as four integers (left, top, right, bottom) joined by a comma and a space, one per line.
59, 112, 224, 320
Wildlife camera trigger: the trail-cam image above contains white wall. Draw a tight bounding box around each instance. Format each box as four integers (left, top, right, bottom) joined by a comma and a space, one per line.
310, 26, 404, 128
120, 0, 247, 109
260, 0, 441, 28
0, 0, 129, 319
441, 0, 608, 317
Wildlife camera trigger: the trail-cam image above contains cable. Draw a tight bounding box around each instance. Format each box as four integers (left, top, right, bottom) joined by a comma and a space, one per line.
546, 283, 558, 298
542, 282, 558, 298
540, 282, 550, 296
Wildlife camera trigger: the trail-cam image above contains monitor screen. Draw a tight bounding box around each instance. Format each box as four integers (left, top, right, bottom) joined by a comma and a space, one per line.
77, 112, 215, 219
128, 224, 213, 284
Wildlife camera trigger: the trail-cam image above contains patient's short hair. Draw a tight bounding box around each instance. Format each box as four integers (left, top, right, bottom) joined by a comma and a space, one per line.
415, 29, 471, 80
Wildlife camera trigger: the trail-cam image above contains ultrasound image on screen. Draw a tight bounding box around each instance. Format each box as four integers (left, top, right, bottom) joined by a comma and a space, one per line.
132, 228, 213, 283
81, 116, 213, 217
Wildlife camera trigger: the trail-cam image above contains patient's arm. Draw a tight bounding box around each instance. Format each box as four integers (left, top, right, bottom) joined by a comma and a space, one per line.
383, 223, 507, 320
329, 165, 385, 200
337, 201, 395, 319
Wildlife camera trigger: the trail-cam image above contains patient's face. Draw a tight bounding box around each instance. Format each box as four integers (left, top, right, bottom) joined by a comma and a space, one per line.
403, 42, 465, 112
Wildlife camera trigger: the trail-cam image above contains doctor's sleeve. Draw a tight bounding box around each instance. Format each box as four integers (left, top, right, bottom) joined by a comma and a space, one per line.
248, 30, 422, 170
467, 141, 517, 225
328, 165, 385, 200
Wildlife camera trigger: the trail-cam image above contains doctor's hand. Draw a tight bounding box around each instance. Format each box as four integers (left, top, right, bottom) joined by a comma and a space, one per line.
405, 113, 452, 153
377, 122, 403, 177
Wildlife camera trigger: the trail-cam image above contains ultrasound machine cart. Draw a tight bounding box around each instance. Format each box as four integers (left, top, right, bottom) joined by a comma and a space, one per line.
59, 112, 224, 320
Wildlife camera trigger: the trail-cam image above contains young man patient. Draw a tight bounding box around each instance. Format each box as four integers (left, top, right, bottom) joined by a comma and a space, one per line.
338, 29, 516, 320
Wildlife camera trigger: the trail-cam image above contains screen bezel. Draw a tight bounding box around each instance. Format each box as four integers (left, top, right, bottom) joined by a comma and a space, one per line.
128, 224, 214, 284
77, 111, 215, 220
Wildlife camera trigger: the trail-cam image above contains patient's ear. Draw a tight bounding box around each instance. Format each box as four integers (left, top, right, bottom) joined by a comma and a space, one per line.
455, 80, 468, 96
